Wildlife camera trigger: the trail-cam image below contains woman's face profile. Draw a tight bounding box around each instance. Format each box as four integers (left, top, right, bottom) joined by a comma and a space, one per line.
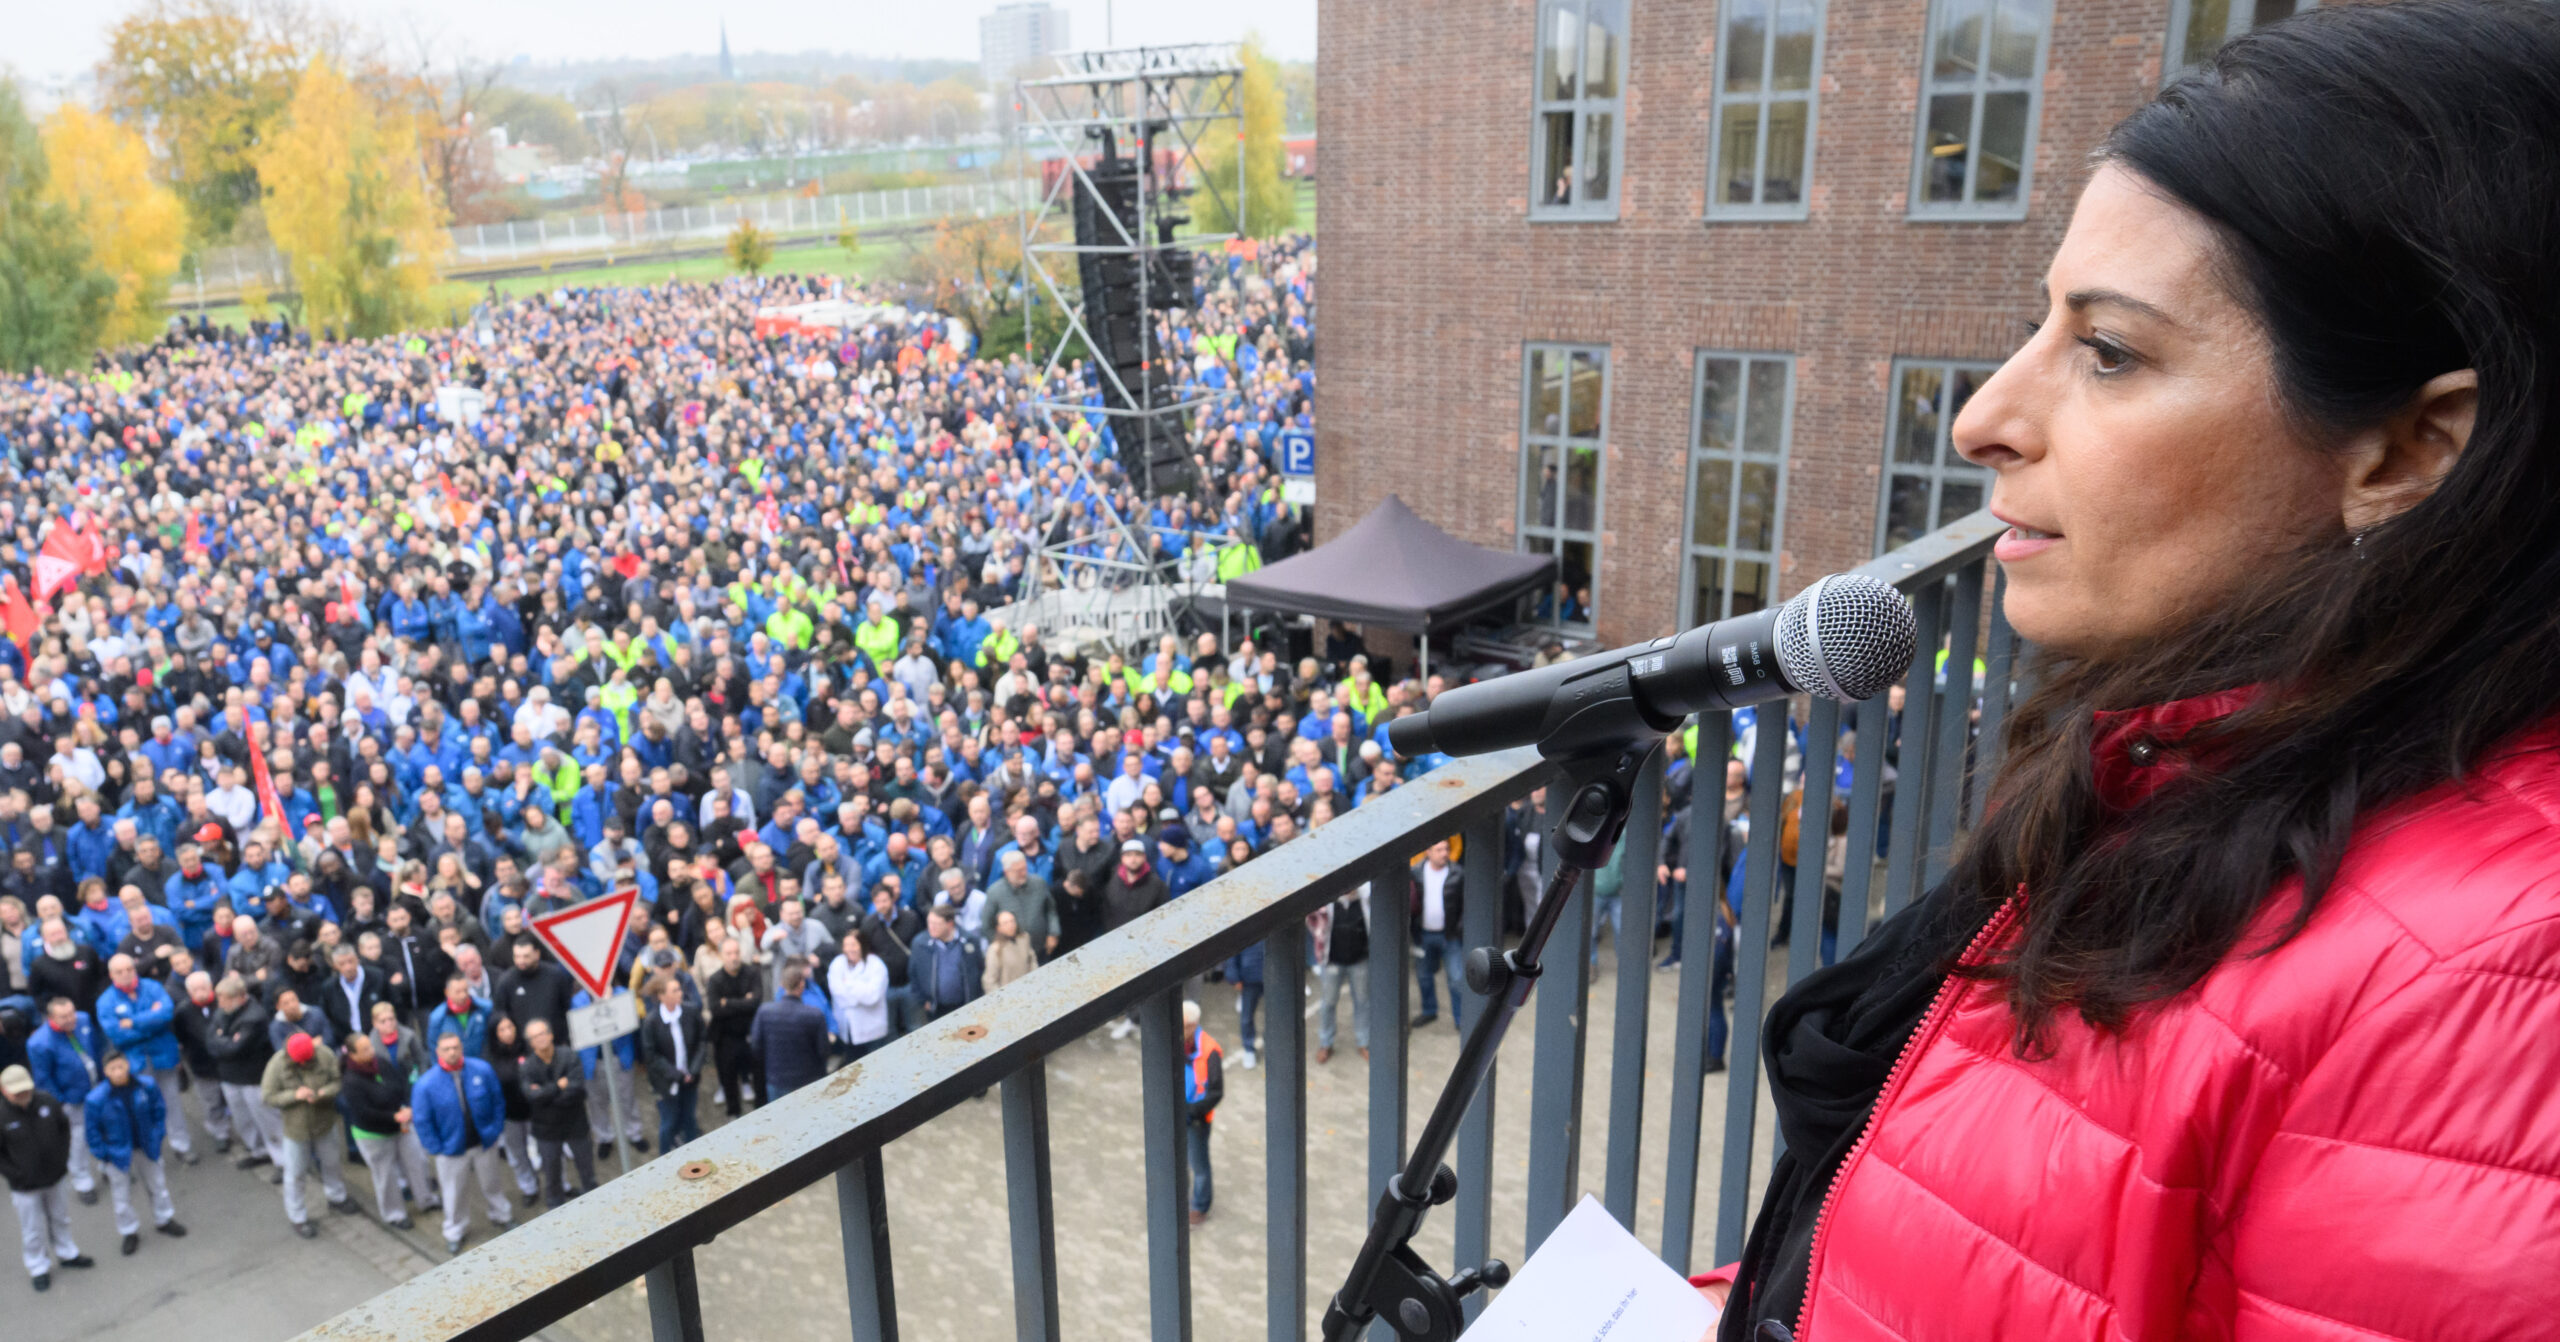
1953, 164, 2347, 659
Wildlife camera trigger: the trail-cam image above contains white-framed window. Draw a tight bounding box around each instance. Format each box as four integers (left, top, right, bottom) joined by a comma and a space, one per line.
1708, 0, 1823, 219
1532, 0, 1628, 220
1683, 353, 1792, 626
1910, 0, 2050, 219
2165, 0, 2316, 80
1878, 358, 1998, 552
1520, 344, 1609, 628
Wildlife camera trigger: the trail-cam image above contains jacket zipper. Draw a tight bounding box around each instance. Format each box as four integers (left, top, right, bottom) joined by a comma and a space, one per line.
1792, 897, 2020, 1341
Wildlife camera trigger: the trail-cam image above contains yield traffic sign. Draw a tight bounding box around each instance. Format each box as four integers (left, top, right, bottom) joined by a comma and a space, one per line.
529, 888, 641, 1000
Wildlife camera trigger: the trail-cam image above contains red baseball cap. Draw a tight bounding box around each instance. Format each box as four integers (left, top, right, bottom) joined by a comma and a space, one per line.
285, 1034, 317, 1065
195, 823, 225, 844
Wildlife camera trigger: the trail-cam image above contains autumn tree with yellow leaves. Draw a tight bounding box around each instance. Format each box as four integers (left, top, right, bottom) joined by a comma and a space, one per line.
38, 105, 185, 346
255, 60, 448, 337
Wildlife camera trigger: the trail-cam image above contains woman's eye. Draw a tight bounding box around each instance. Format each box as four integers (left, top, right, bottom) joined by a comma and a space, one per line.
2076, 335, 2134, 375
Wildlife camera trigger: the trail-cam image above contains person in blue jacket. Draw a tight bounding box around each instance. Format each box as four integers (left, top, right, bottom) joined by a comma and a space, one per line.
162, 843, 228, 951
424, 977, 494, 1061
94, 955, 195, 1165
83, 1052, 187, 1251
409, 1030, 515, 1255
26, 998, 106, 1200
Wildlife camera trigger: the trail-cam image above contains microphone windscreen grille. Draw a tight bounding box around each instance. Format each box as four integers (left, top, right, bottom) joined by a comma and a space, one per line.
1778, 575, 1918, 702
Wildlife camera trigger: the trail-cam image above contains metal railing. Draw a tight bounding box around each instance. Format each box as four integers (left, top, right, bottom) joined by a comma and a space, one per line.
298, 509, 2017, 1342
178, 179, 1031, 306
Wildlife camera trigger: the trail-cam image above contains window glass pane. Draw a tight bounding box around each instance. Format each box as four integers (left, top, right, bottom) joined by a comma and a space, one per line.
1989, 0, 2044, 79
1937, 477, 1985, 527
1736, 462, 1779, 552
1558, 540, 1596, 624
1691, 458, 1733, 548
1933, 0, 1988, 80
1717, 103, 1763, 206
1922, 95, 1973, 203
1895, 367, 1943, 464
1691, 556, 1727, 625
1974, 92, 2029, 204
1771, 0, 1819, 90
1525, 443, 1561, 528
1945, 365, 1986, 461
1579, 111, 1616, 205
1884, 475, 1933, 552
1729, 560, 1773, 617
1724, 0, 1769, 95
1762, 101, 1809, 205
1563, 446, 1600, 532
1583, 0, 1622, 99
1744, 360, 1789, 457
1544, 2, 1581, 101
1530, 349, 1565, 434
2181, 0, 2233, 66
1522, 534, 1558, 623
1698, 358, 1740, 453
1567, 350, 1605, 439
2251, 0, 2297, 28
1541, 113, 1577, 205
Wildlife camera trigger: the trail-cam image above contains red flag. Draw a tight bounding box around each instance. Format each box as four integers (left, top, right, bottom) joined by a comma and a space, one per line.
73, 511, 109, 576
0, 578, 37, 655
247, 726, 297, 843
33, 523, 88, 604
182, 512, 205, 557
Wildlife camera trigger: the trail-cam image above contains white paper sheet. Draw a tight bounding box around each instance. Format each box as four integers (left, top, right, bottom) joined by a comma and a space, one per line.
1459, 1195, 1719, 1342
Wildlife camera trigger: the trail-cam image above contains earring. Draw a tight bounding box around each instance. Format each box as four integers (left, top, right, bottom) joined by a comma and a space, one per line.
2350, 529, 2369, 557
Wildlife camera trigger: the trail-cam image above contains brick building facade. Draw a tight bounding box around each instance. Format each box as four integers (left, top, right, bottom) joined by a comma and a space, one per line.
1314, 0, 2298, 648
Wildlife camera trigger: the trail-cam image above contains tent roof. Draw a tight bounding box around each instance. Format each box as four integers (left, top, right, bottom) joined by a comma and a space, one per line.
1225, 495, 1554, 633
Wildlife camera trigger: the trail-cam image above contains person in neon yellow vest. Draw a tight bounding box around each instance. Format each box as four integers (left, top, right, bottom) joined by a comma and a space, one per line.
853, 597, 901, 673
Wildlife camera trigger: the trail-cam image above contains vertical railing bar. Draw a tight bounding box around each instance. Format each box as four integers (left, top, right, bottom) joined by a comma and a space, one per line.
1523, 790, 1595, 1255
1786, 696, 1843, 990
1881, 580, 1946, 918
1263, 917, 1307, 1342
1837, 693, 1891, 958
838, 1154, 900, 1342
1923, 562, 1986, 889
1601, 750, 1664, 1225
645, 1247, 706, 1342
1363, 852, 1412, 1342
1659, 711, 1731, 1274
1453, 810, 1504, 1324
1001, 1061, 1061, 1342
1970, 565, 2019, 829
1139, 987, 1193, 1342
1712, 712, 1790, 1264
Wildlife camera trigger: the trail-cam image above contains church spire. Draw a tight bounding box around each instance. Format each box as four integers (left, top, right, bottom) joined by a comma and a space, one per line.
719, 21, 735, 81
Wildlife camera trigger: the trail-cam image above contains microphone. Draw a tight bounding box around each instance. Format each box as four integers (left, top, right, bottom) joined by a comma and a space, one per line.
1387, 574, 1917, 761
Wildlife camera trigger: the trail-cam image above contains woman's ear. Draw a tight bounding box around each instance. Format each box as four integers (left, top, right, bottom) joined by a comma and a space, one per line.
2340, 370, 2477, 534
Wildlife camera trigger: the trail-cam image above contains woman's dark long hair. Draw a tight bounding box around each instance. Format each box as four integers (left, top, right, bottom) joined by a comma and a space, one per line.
1954, 0, 2560, 1049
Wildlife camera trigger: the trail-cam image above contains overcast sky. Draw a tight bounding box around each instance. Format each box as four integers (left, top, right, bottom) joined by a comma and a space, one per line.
8, 0, 1316, 84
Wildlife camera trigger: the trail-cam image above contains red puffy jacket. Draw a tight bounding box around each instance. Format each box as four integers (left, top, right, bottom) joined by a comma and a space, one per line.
1797, 691, 2560, 1340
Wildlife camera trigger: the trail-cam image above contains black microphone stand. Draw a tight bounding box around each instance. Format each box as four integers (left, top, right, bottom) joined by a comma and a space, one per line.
1321, 735, 1663, 1342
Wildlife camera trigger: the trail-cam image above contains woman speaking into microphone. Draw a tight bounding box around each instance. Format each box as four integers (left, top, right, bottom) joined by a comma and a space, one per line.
1708, 4, 2560, 1339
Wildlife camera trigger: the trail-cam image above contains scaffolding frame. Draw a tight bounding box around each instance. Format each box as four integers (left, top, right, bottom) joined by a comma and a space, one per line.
1012, 44, 1246, 650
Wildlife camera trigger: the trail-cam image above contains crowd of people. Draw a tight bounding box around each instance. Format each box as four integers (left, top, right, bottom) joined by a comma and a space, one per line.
0, 236, 1365, 1279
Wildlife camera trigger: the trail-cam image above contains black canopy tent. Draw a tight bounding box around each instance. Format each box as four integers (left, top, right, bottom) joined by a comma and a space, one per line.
1224, 494, 1555, 679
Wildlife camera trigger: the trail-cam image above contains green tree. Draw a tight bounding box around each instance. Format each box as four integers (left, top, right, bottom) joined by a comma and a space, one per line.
0, 82, 115, 372
728, 219, 773, 275
1190, 37, 1295, 239
256, 59, 448, 337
